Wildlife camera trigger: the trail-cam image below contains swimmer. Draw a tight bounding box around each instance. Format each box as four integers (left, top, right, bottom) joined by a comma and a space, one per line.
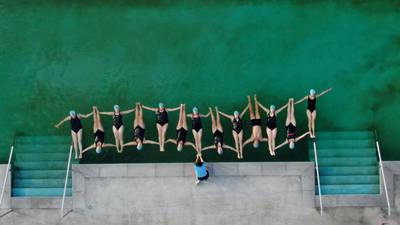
166, 104, 197, 152
256, 95, 288, 156
295, 87, 332, 138
82, 107, 115, 155
218, 104, 249, 159
142, 102, 180, 152
55, 110, 92, 159
275, 98, 310, 151
202, 107, 238, 156
243, 95, 268, 151
187, 106, 210, 153
123, 103, 159, 149
100, 105, 135, 153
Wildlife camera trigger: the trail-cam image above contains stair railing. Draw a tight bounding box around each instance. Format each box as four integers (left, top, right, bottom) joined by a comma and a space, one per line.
0, 135, 15, 217
60, 145, 73, 217
374, 130, 390, 217
0, 145, 14, 208
313, 140, 323, 216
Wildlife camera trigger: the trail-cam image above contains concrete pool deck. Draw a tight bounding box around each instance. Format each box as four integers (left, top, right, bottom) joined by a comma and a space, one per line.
1, 162, 400, 225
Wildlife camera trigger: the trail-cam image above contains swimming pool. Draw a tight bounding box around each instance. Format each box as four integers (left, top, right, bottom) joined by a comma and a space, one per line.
1, 1, 400, 163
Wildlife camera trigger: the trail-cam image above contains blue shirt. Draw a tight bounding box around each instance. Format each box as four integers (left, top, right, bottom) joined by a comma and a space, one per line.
194, 163, 207, 178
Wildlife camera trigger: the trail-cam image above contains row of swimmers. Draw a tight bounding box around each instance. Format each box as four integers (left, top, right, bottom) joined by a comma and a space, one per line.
55, 88, 332, 159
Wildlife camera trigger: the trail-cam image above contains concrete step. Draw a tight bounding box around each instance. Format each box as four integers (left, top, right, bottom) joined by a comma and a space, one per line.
316, 157, 377, 167
309, 148, 376, 157
10, 197, 72, 209
315, 195, 385, 207
316, 131, 374, 140
13, 170, 71, 179
14, 161, 68, 170
15, 153, 69, 162
319, 166, 378, 176
315, 139, 375, 148
15, 144, 70, 153
319, 175, 379, 185
318, 184, 380, 195
15, 136, 70, 144
12, 187, 72, 197
13, 179, 71, 188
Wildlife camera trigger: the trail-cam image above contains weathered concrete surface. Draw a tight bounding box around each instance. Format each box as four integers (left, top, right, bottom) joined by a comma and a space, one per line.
1, 162, 400, 224
71, 162, 314, 210
0, 165, 11, 209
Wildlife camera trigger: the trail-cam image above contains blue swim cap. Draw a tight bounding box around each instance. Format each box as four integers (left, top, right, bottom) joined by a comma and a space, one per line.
137, 143, 143, 151
69, 110, 76, 117
289, 141, 295, 150
114, 105, 120, 111
177, 144, 183, 152
234, 111, 239, 116
270, 105, 276, 111
159, 102, 164, 108
193, 107, 198, 114
95, 146, 102, 154
310, 89, 316, 96
253, 141, 259, 148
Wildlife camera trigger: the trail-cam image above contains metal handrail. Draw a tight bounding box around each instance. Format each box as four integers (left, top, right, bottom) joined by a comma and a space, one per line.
374, 131, 390, 217
313, 141, 323, 216
0, 145, 14, 207
60, 145, 73, 217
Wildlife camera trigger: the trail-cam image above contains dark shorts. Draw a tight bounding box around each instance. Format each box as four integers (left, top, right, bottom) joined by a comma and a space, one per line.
197, 171, 209, 181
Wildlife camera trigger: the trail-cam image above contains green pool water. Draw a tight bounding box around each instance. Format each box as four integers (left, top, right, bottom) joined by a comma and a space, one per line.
1, 1, 400, 163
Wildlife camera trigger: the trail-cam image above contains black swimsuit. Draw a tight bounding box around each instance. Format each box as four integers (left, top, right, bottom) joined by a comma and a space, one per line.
134, 126, 145, 142
70, 117, 82, 134
251, 119, 262, 127
266, 113, 277, 130
232, 118, 243, 134
192, 115, 202, 132
213, 130, 224, 147
286, 123, 296, 140
156, 110, 168, 126
113, 113, 123, 130
94, 130, 105, 145
307, 96, 316, 113
176, 128, 188, 144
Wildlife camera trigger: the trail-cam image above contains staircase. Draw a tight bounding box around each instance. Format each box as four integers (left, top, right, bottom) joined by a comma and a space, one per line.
309, 131, 383, 206
11, 136, 74, 207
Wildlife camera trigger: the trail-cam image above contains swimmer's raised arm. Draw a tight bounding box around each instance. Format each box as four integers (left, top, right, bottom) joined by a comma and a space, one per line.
185, 142, 197, 150
166, 139, 177, 144
295, 96, 307, 105
121, 108, 135, 114
243, 137, 254, 148
317, 87, 333, 98
275, 140, 289, 151
143, 140, 159, 145
142, 105, 157, 112
200, 111, 211, 118
55, 116, 70, 128
224, 145, 238, 153
79, 112, 93, 119
295, 132, 310, 142
240, 104, 249, 118
256, 100, 269, 113
275, 104, 288, 114
202, 145, 215, 151
82, 144, 96, 153
166, 106, 180, 112
218, 110, 233, 120
99, 111, 114, 116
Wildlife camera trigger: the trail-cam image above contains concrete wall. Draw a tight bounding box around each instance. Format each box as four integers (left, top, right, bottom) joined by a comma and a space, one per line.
383, 161, 400, 214
0, 165, 11, 209
71, 162, 314, 224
